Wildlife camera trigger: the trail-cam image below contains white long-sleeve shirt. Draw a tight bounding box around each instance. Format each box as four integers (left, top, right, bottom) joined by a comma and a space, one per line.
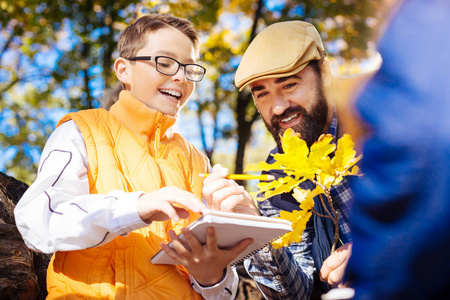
14, 120, 238, 299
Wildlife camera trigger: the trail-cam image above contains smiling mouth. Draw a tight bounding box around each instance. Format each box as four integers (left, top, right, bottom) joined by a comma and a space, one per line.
159, 89, 182, 100
280, 113, 299, 124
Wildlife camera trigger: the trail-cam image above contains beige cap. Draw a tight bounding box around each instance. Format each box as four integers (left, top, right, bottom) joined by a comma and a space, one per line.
235, 21, 326, 91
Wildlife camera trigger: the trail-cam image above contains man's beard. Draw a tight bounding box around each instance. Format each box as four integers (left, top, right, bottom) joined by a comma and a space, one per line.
262, 88, 329, 151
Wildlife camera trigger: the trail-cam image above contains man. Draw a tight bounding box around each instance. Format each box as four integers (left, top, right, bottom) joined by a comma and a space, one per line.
236, 21, 353, 299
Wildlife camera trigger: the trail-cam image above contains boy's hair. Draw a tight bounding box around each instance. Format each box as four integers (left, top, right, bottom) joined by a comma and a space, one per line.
118, 14, 200, 60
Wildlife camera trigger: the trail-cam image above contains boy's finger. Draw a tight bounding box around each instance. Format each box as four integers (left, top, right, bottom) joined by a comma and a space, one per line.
152, 203, 179, 222
205, 227, 219, 251
202, 178, 231, 200
180, 228, 202, 253
168, 230, 191, 254
167, 193, 207, 214
160, 243, 187, 265
173, 207, 190, 220
219, 195, 246, 212
226, 238, 254, 259
203, 164, 229, 184
211, 185, 245, 210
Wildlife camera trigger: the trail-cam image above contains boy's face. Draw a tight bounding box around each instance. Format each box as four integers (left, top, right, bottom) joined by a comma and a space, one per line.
121, 26, 197, 116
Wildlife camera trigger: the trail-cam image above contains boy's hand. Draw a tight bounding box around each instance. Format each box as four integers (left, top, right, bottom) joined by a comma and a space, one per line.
320, 242, 353, 287
137, 186, 207, 223
202, 164, 259, 215
161, 227, 253, 286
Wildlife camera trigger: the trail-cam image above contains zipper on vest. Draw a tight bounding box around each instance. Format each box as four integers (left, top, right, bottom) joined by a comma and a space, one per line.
154, 115, 166, 154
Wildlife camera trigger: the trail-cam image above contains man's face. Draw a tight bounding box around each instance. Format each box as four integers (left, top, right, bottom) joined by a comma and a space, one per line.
249, 65, 329, 149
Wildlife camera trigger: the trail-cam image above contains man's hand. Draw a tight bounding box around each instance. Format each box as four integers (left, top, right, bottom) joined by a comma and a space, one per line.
161, 227, 253, 286
137, 186, 207, 223
202, 164, 260, 215
320, 242, 353, 287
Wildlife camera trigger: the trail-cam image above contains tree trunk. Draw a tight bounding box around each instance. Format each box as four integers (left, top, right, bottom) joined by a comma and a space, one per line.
0, 172, 50, 300
235, 263, 264, 300
235, 92, 259, 177
233, 0, 263, 185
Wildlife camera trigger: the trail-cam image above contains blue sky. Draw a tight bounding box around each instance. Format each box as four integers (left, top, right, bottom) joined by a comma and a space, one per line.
2, 0, 378, 177
0, 12, 263, 175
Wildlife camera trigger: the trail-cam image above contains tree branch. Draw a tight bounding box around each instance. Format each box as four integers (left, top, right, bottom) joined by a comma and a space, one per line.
0, 22, 19, 65
311, 209, 334, 220
0, 78, 20, 95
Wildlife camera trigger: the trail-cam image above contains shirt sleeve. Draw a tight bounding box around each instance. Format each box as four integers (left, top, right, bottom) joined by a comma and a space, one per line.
190, 265, 239, 300
14, 120, 148, 254
243, 199, 315, 299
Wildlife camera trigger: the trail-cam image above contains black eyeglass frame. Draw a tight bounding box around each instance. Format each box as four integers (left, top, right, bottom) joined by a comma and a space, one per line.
126, 56, 206, 82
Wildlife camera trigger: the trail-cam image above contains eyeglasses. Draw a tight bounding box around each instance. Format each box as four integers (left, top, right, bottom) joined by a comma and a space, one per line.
126, 56, 206, 82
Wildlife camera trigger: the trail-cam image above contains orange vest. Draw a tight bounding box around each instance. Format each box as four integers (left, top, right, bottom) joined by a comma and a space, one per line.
47, 91, 209, 299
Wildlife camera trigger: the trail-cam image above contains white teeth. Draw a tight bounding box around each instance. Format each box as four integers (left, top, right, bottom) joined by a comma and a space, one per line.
281, 113, 298, 123
160, 89, 181, 98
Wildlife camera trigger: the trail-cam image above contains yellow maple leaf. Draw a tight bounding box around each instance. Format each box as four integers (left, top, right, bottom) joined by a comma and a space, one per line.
259, 176, 304, 199
280, 128, 309, 158
349, 165, 361, 176
293, 186, 322, 211
309, 134, 336, 166
244, 129, 362, 250
244, 160, 285, 172
317, 172, 336, 189
332, 134, 362, 174
270, 129, 309, 170
272, 209, 313, 249
291, 188, 309, 203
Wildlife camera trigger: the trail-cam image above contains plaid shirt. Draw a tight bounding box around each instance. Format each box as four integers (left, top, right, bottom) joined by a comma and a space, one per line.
244, 114, 353, 299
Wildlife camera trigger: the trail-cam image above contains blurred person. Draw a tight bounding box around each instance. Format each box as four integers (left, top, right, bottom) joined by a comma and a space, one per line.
346, 0, 450, 299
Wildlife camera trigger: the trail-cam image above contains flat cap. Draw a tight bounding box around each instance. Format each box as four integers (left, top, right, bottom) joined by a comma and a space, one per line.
235, 21, 326, 91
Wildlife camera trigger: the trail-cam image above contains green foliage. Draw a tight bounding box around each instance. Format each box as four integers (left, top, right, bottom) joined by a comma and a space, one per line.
0, 87, 58, 184
1, 0, 138, 180
261, 0, 383, 59
0, 0, 389, 183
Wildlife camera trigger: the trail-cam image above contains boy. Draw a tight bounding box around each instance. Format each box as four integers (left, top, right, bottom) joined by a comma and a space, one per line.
15, 14, 252, 299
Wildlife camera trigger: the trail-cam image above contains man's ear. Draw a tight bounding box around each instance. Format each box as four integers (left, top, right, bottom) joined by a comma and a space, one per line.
321, 59, 335, 110
114, 57, 131, 89
320, 59, 332, 88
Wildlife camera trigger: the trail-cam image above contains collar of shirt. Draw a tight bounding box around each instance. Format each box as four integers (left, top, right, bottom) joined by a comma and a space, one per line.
327, 106, 338, 139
